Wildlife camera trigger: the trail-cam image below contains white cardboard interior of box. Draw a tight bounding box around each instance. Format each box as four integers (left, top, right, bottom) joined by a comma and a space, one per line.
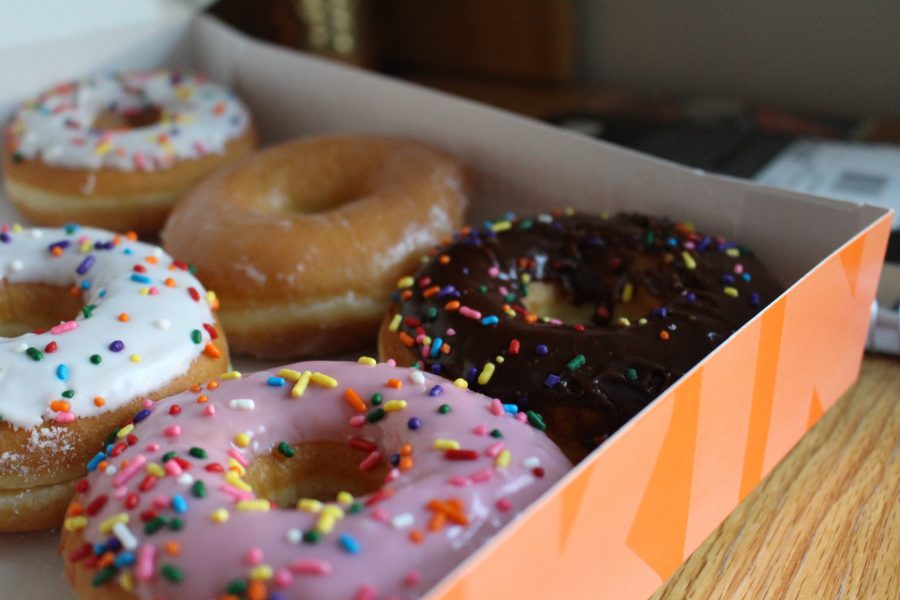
0, 10, 891, 599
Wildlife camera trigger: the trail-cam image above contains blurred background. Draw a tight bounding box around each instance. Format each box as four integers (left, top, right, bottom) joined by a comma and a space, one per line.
208, 0, 900, 265
209, 0, 900, 114
1, 0, 898, 294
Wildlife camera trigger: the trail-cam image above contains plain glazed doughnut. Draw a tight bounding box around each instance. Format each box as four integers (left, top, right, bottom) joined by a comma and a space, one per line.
60, 359, 570, 599
2, 70, 257, 236
379, 211, 783, 461
162, 135, 470, 360
0, 225, 228, 532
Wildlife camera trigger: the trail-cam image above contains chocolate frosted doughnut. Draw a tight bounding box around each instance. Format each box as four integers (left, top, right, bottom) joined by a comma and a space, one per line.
379, 211, 783, 460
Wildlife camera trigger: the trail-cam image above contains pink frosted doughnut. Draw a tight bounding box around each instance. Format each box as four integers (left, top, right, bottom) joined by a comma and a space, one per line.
61, 359, 570, 599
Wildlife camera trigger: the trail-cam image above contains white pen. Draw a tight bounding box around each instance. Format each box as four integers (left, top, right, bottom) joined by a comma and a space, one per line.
866, 299, 900, 356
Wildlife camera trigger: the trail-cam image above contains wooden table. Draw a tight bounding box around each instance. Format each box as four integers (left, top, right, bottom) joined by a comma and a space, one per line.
653, 354, 899, 599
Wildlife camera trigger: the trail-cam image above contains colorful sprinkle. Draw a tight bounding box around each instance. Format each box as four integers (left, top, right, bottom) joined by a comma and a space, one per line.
291, 371, 312, 397
277, 441, 295, 457
228, 399, 255, 410
339, 533, 361, 554
477, 362, 495, 385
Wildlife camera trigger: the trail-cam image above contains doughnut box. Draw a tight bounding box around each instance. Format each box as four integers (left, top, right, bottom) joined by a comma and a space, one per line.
0, 3, 892, 599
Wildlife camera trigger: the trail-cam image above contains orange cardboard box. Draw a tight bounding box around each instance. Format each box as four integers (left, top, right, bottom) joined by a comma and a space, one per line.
0, 7, 892, 598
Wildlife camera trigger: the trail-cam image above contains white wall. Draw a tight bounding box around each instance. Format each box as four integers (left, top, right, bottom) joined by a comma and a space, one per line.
577, 1, 900, 117
0, 0, 211, 50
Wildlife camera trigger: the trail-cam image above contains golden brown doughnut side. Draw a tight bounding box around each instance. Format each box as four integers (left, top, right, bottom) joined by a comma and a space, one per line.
0, 311, 229, 533
2, 128, 257, 237
162, 135, 471, 359
221, 305, 389, 361
1, 480, 78, 532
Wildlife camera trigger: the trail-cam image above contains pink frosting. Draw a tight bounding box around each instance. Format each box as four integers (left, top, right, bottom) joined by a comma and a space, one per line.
66, 360, 571, 599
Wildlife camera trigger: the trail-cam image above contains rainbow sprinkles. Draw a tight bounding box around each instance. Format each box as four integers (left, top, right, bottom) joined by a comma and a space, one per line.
0, 224, 219, 428
5, 71, 250, 172
60, 360, 571, 599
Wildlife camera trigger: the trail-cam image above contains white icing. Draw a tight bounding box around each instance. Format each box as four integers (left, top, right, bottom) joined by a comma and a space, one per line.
6, 70, 249, 171
0, 225, 216, 428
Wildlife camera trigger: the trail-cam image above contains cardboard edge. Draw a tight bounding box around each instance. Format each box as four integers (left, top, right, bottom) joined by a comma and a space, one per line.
424, 211, 894, 599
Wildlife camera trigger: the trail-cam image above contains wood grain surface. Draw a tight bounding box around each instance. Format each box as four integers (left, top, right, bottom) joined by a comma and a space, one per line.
652, 354, 900, 600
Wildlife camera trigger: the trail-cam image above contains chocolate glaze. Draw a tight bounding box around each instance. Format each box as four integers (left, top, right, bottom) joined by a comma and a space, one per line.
386, 212, 784, 460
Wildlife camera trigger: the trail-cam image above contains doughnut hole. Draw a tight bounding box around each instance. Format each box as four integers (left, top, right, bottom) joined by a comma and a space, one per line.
0, 283, 82, 337
244, 441, 391, 507
520, 281, 595, 325
228, 141, 415, 215
610, 253, 670, 322
522, 280, 660, 326
611, 283, 662, 323
265, 174, 363, 214
91, 105, 163, 130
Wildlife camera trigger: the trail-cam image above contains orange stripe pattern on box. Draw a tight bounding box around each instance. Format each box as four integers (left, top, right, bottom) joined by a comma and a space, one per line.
740, 298, 786, 501
626, 369, 703, 578
807, 388, 825, 431
839, 233, 866, 297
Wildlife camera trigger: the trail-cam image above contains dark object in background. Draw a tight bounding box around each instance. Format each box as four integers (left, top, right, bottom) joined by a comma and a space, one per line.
372, 0, 575, 84
208, 0, 575, 83
546, 101, 861, 177
547, 103, 900, 263
209, 0, 378, 67
552, 112, 796, 178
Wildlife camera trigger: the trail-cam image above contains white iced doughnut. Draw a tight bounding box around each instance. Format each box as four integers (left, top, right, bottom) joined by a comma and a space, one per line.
0, 224, 229, 531
3, 70, 257, 235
